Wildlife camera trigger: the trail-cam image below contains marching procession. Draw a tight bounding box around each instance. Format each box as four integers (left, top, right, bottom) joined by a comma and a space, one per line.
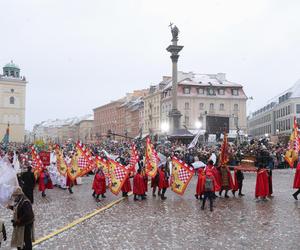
1, 118, 300, 249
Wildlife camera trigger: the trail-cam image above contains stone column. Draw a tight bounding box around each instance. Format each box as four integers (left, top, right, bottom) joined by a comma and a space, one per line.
166, 26, 183, 133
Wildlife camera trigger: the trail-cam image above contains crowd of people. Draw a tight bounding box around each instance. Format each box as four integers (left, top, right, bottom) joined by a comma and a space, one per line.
0, 137, 300, 249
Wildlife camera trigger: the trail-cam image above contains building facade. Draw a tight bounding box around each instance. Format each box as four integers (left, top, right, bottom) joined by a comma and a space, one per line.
32, 115, 93, 143
161, 72, 248, 136
0, 61, 27, 142
143, 77, 170, 135
93, 90, 147, 140
248, 79, 300, 138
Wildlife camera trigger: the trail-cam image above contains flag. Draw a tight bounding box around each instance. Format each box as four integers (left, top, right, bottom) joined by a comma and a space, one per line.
285, 117, 299, 168
55, 146, 68, 176
188, 129, 202, 149
129, 143, 139, 173
67, 156, 82, 181
107, 158, 129, 195
95, 156, 110, 180
1, 123, 9, 146
73, 141, 96, 176
31, 146, 44, 178
219, 132, 229, 166
170, 157, 194, 195
145, 137, 159, 177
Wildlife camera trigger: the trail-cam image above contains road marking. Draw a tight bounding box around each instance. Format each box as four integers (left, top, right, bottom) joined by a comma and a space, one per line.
33, 192, 133, 247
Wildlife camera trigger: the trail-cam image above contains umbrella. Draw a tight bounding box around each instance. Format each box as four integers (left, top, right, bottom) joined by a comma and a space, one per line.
157, 153, 167, 166
192, 161, 206, 169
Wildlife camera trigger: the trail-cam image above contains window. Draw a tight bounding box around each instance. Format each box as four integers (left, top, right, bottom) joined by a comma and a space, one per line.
218, 89, 225, 95
197, 88, 204, 94
16, 72, 19, 77
184, 116, 189, 126
184, 102, 189, 110
207, 88, 215, 96
234, 104, 238, 111
199, 103, 204, 110
232, 89, 239, 96
5, 71, 8, 76
209, 103, 214, 111
9, 96, 15, 105
11, 89, 14, 93
183, 87, 190, 94
220, 103, 224, 111
234, 117, 238, 127
297, 104, 300, 114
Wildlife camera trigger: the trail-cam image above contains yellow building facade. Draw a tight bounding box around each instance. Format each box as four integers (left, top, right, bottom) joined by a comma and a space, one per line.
0, 61, 27, 142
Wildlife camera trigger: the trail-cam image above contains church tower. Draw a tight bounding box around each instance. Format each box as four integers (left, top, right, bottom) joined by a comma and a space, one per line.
0, 61, 27, 142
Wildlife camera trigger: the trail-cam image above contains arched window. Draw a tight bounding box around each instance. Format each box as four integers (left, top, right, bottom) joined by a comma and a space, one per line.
10, 96, 15, 104
209, 103, 214, 110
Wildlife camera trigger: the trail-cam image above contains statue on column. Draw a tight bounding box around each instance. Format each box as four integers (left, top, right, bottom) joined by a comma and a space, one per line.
169, 23, 179, 41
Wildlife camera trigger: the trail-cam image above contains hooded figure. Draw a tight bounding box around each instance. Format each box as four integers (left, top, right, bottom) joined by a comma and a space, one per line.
9, 187, 35, 249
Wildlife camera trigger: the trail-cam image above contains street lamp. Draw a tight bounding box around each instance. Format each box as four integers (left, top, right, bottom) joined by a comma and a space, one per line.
195, 121, 202, 129
161, 122, 170, 133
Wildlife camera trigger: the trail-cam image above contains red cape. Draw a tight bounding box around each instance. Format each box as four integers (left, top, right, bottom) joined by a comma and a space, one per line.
158, 169, 169, 189
232, 171, 239, 192
255, 169, 269, 198
38, 171, 53, 192
293, 163, 300, 189
196, 168, 206, 195
92, 172, 106, 195
133, 173, 146, 195
121, 176, 132, 193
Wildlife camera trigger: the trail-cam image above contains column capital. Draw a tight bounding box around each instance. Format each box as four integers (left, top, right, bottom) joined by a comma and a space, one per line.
170, 54, 179, 62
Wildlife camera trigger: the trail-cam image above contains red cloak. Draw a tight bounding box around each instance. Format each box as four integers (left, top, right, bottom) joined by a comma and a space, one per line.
232, 170, 239, 192
133, 173, 145, 195
121, 176, 132, 193
255, 169, 269, 198
158, 169, 169, 189
206, 164, 221, 191
92, 172, 106, 195
38, 171, 53, 192
293, 163, 300, 189
196, 168, 206, 195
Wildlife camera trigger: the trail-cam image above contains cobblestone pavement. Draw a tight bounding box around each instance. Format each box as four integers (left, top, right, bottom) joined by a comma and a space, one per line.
1, 169, 300, 250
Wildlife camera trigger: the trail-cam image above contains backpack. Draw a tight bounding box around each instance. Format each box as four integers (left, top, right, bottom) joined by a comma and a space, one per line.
204, 177, 214, 191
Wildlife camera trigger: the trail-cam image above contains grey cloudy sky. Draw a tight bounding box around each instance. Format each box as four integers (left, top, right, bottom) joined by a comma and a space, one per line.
1, 0, 300, 130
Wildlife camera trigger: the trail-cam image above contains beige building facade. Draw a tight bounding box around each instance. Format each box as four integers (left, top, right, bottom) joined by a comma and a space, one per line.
0, 61, 27, 142
160, 72, 247, 136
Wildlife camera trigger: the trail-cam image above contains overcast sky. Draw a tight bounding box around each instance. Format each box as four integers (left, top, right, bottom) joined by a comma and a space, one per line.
1, 0, 300, 130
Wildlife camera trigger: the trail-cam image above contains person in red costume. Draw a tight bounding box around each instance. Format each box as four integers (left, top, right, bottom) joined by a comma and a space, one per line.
195, 168, 205, 200
133, 168, 146, 201
218, 165, 234, 198
255, 165, 269, 200
292, 162, 300, 200
140, 163, 148, 195
205, 160, 221, 193
39, 167, 53, 197
92, 167, 106, 202
201, 169, 217, 212
121, 167, 133, 197
158, 163, 170, 200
